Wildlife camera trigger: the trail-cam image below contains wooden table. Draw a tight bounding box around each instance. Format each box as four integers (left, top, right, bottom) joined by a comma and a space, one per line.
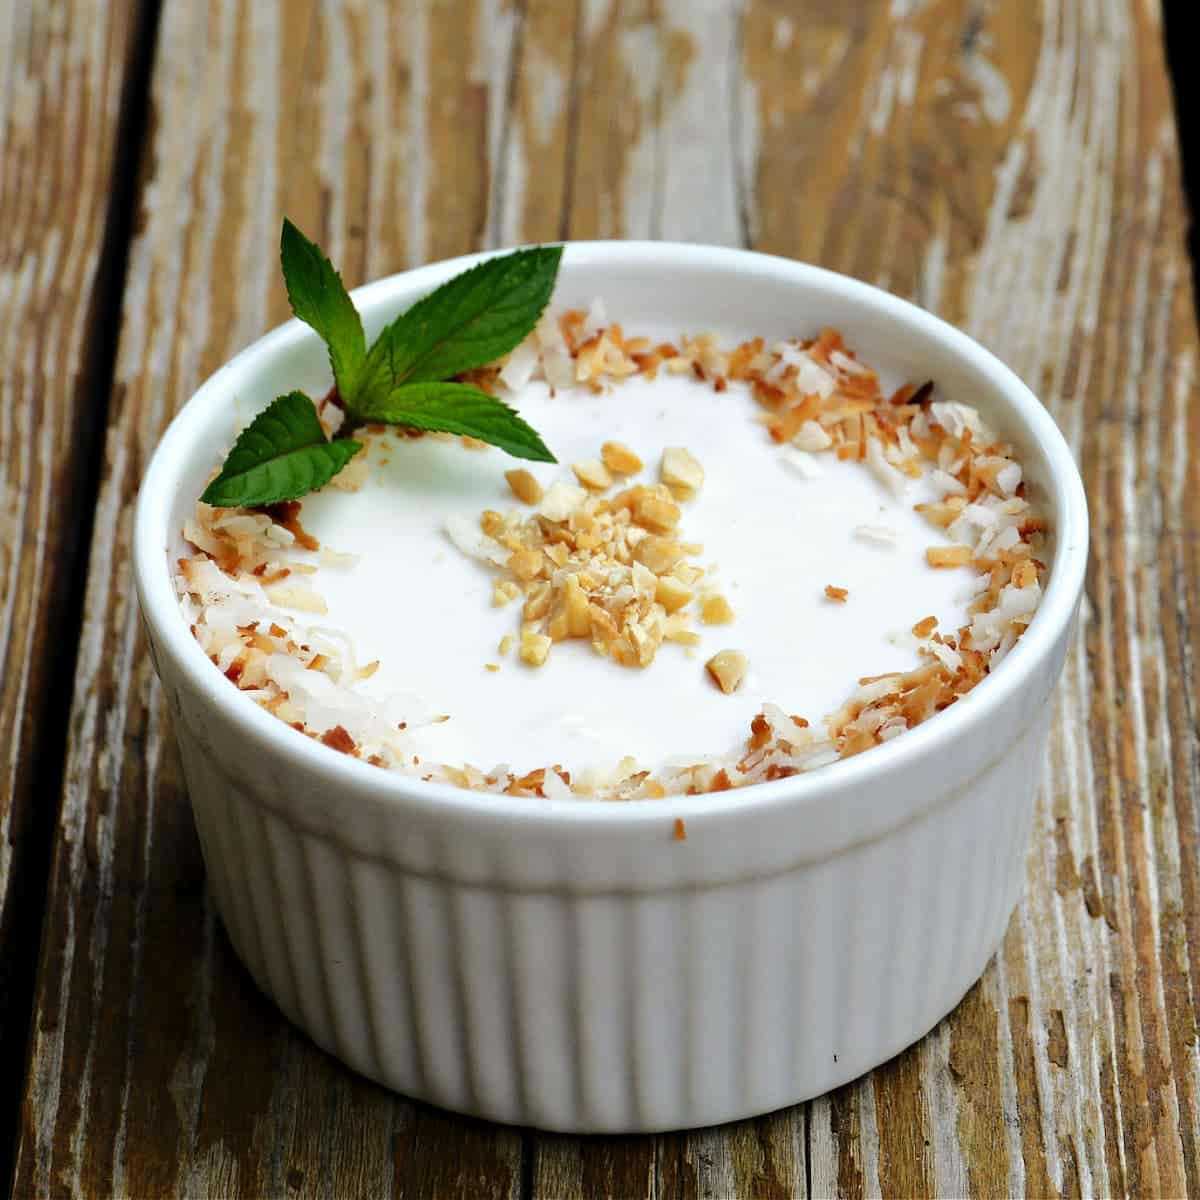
2, 1, 1197, 1195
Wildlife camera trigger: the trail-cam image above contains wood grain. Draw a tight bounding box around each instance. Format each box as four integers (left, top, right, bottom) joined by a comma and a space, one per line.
13, 2, 527, 1196
0, 0, 146, 1187
10, 0, 1200, 1196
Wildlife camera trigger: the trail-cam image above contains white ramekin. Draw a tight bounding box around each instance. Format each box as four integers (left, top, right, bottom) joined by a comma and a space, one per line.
134, 243, 1088, 1133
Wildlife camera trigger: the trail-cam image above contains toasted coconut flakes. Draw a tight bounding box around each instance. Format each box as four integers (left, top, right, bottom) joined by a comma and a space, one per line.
912, 615, 939, 638
446, 515, 506, 565
830, 349, 871, 376
930, 468, 968, 497
929, 640, 964, 672
865, 438, 908, 498
926, 545, 973, 568
320, 725, 358, 754
793, 419, 833, 452
673, 817, 687, 841
780, 447, 823, 479
581, 297, 607, 337
499, 340, 540, 391
1012, 559, 1038, 588
854, 524, 897, 547
265, 584, 329, 614
824, 585, 849, 603
779, 345, 836, 397
319, 545, 359, 568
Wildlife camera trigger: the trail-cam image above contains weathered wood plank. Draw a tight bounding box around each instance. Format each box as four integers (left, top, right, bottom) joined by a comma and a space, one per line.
13, 0, 1200, 1196
743, 0, 1200, 1196
0, 0, 147, 1187
13, 1, 525, 1196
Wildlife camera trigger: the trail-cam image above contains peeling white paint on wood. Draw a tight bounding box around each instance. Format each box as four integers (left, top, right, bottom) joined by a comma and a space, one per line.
405, 0, 430, 267
652, 0, 743, 244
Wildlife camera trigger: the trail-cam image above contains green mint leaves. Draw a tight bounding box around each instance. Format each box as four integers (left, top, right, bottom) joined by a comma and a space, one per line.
355, 245, 562, 398
200, 392, 362, 508
204, 220, 559, 508
280, 220, 367, 399
360, 382, 554, 461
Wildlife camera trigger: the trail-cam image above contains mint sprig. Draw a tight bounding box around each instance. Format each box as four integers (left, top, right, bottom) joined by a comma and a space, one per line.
354, 245, 562, 402
204, 221, 559, 508
361, 382, 554, 461
280, 219, 367, 400
200, 392, 362, 508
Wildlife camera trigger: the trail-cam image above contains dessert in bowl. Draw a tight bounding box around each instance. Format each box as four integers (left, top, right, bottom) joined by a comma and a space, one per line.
134, 240, 1088, 1132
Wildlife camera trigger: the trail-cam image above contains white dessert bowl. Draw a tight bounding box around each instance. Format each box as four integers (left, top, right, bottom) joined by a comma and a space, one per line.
133, 242, 1088, 1133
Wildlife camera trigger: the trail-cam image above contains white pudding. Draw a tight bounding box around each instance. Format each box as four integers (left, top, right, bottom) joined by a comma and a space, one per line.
294, 365, 968, 775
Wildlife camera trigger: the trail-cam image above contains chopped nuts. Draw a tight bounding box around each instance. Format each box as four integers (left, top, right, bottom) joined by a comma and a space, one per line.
706, 649, 748, 694
564, 574, 591, 636
523, 581, 553, 620
601, 441, 643, 475
633, 535, 684, 575
664, 612, 701, 645
700, 594, 735, 624
547, 606, 569, 641
505, 468, 543, 505
661, 447, 705, 497
462, 467, 708, 672
656, 575, 693, 614
493, 579, 521, 607
632, 491, 681, 532
520, 630, 552, 666
824, 585, 849, 603
572, 459, 613, 490
508, 547, 544, 581
540, 482, 587, 521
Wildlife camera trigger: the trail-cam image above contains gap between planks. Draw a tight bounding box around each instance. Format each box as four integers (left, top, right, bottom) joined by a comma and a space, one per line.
0, 0, 164, 1193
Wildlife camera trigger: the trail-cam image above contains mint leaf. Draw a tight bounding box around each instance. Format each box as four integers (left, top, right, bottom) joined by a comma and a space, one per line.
362, 382, 556, 462
280, 219, 366, 399
352, 245, 562, 413
199, 228, 560, 508
201, 391, 362, 507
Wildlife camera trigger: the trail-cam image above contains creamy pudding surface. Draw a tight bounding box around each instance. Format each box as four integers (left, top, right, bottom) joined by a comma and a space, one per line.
177, 310, 1047, 799
300, 365, 964, 772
